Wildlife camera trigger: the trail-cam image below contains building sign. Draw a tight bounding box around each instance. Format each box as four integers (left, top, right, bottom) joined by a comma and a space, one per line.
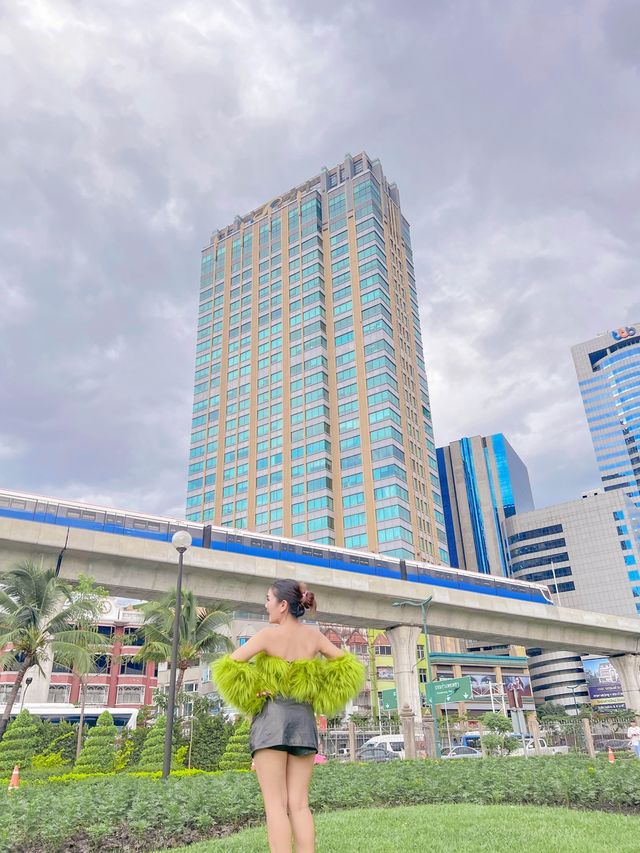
427, 676, 473, 705
583, 658, 626, 711
611, 327, 637, 342
376, 666, 394, 680
380, 688, 397, 711
503, 675, 532, 709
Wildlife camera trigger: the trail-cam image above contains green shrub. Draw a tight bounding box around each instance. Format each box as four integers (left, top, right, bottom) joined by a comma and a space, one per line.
75, 711, 117, 774
117, 725, 148, 769
43, 730, 77, 763
175, 745, 188, 768
189, 714, 232, 771
219, 719, 251, 771
0, 756, 640, 853
115, 738, 134, 772
0, 709, 41, 772
38, 719, 74, 752
3, 757, 640, 851
137, 715, 173, 772
31, 752, 69, 772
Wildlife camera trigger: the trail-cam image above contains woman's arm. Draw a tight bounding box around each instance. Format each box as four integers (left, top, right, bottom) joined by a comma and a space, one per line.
230, 627, 270, 661
317, 631, 345, 659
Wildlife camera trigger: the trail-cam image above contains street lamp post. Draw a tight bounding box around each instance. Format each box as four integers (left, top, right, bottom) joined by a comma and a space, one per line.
567, 684, 581, 716
162, 530, 192, 780
392, 597, 442, 758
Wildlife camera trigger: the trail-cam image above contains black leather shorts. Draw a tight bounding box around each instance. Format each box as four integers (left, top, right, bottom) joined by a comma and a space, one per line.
250, 697, 319, 756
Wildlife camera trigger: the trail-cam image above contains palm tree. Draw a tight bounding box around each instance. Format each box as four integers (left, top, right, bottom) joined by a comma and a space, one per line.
0, 562, 108, 740
135, 591, 233, 693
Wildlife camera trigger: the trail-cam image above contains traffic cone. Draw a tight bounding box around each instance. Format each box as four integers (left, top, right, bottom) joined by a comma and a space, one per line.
608, 747, 616, 764
7, 764, 19, 792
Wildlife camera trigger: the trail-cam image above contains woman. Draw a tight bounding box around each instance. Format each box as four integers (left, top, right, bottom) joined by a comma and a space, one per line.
213, 579, 365, 853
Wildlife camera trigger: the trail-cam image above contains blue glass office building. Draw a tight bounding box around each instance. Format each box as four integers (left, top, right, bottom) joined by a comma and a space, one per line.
572, 324, 640, 510
437, 434, 534, 575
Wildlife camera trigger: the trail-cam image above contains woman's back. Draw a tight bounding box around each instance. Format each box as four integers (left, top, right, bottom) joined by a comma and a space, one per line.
260, 623, 320, 662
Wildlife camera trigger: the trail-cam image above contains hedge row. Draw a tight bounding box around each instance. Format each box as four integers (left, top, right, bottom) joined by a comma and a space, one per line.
3, 756, 640, 852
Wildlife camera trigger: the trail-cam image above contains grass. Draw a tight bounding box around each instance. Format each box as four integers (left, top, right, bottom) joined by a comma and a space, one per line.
4, 757, 640, 851
169, 803, 640, 853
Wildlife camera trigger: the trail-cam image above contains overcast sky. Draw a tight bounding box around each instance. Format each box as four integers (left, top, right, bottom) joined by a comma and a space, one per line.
1, 0, 639, 520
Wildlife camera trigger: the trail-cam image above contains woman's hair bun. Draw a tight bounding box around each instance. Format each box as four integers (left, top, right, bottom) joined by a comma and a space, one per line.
301, 589, 315, 610
271, 579, 317, 618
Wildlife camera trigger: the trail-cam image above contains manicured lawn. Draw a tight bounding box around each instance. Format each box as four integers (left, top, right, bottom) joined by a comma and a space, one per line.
170, 803, 640, 853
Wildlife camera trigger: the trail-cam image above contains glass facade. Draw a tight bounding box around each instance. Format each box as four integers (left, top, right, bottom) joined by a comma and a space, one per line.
186, 153, 447, 562
572, 326, 640, 511
437, 433, 534, 576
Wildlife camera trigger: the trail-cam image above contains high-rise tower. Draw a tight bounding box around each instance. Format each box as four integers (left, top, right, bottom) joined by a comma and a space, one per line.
437, 434, 534, 575
186, 153, 448, 564
572, 325, 640, 509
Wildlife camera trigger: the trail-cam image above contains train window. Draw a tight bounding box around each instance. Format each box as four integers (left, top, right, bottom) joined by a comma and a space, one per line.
105, 514, 125, 525
251, 538, 274, 549
300, 547, 324, 558
345, 554, 371, 566
125, 516, 160, 531
372, 562, 395, 573
469, 576, 496, 587
209, 530, 229, 544
280, 543, 297, 554
65, 509, 82, 519
4, 498, 28, 510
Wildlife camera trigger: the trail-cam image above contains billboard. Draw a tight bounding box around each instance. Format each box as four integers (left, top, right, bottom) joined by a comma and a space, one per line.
469, 672, 497, 696
503, 675, 533, 709
583, 658, 626, 711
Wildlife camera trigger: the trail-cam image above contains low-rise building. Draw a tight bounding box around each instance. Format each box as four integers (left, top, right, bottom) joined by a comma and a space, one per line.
0, 599, 157, 726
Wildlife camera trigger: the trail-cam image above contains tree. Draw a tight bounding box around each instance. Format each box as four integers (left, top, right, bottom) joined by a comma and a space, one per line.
0, 710, 41, 772
43, 729, 77, 764
75, 710, 117, 774
219, 719, 251, 771
190, 714, 233, 771
66, 576, 110, 761
0, 562, 107, 740
480, 712, 517, 756
137, 715, 172, 772
536, 702, 569, 721
135, 591, 233, 693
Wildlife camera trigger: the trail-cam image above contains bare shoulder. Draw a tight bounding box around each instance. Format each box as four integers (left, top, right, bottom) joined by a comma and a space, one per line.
313, 627, 344, 659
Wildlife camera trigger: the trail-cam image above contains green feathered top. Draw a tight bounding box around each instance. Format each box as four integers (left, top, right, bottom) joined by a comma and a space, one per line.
212, 652, 365, 717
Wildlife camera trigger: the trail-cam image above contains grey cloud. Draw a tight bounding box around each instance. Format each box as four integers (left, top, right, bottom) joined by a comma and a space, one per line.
0, 0, 638, 520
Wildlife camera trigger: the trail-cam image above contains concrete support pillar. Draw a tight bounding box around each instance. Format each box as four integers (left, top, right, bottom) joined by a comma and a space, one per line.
527, 712, 543, 756
582, 718, 596, 758
613, 655, 640, 713
421, 713, 436, 758
400, 703, 416, 759
347, 720, 357, 762
388, 625, 421, 719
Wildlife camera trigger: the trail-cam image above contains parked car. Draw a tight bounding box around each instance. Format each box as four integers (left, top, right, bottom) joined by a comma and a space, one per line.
359, 734, 405, 758
441, 746, 482, 759
596, 738, 631, 752
356, 745, 400, 762
511, 737, 569, 756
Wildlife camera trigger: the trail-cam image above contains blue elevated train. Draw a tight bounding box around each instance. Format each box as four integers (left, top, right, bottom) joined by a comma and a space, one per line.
0, 489, 553, 606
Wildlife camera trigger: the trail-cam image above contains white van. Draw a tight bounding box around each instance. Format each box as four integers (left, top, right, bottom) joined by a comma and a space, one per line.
359, 734, 405, 759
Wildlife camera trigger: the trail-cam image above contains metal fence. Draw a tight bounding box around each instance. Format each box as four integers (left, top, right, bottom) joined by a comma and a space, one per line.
325, 714, 637, 761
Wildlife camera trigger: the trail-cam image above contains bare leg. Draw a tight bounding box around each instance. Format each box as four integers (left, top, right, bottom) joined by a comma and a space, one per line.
254, 749, 292, 852
286, 753, 316, 852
